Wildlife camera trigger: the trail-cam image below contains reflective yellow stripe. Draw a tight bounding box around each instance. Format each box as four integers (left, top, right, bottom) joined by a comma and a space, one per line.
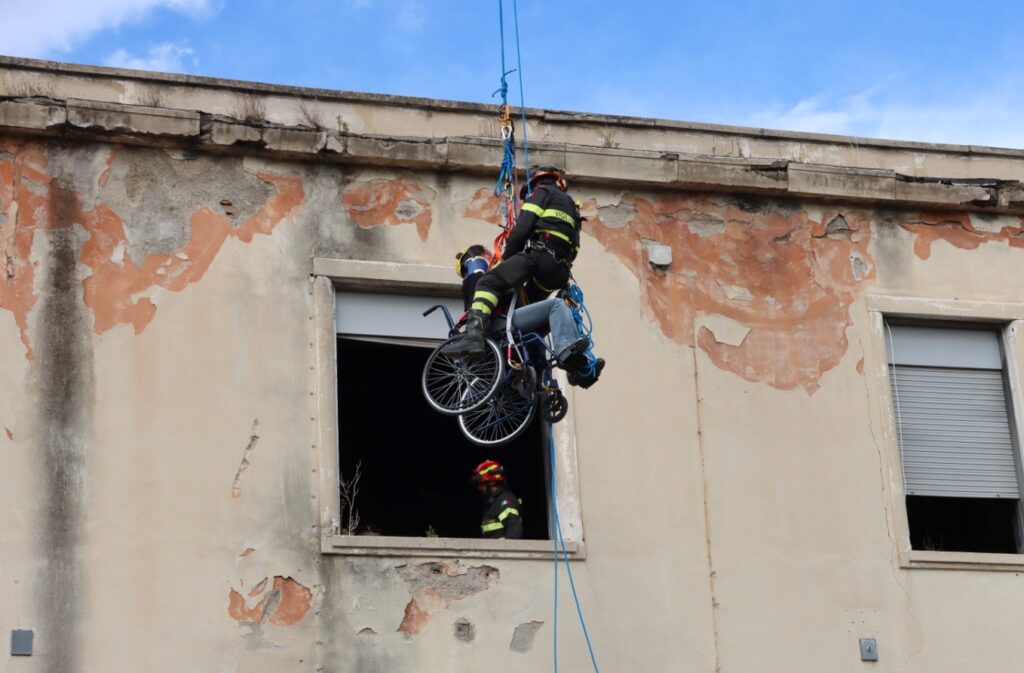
474, 290, 499, 306
481, 521, 504, 532
479, 464, 499, 475
538, 229, 572, 245
497, 507, 519, 522
471, 301, 493, 315
541, 208, 576, 226
521, 202, 544, 216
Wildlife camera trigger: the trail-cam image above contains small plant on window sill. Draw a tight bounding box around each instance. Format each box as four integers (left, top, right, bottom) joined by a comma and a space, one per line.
338, 460, 363, 535
424, 525, 439, 538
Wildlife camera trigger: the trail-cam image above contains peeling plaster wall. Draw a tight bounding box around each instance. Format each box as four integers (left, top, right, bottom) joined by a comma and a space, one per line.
3, 89, 1024, 673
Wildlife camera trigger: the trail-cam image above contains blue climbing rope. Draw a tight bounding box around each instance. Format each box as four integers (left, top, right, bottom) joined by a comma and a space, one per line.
567, 284, 599, 377
493, 0, 532, 203
549, 424, 602, 673
495, 5, 598, 671
512, 0, 531, 198
492, 0, 517, 202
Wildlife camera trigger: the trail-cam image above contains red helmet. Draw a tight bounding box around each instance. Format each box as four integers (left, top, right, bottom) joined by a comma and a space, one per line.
520, 165, 567, 198
472, 459, 505, 485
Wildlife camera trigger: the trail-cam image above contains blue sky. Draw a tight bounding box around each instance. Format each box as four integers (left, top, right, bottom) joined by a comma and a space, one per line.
5, 0, 1024, 147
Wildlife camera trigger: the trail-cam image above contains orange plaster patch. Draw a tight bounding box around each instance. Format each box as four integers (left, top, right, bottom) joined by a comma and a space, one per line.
397, 588, 445, 636
462, 187, 505, 227
81, 172, 304, 335
585, 195, 875, 393
4, 427, 12, 440
856, 357, 865, 375
228, 576, 312, 627
341, 177, 435, 241
0, 140, 50, 359
240, 547, 256, 557
899, 211, 1024, 260
0, 140, 306, 356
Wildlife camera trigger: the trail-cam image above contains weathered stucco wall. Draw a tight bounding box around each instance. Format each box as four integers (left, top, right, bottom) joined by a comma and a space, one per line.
3, 59, 1024, 673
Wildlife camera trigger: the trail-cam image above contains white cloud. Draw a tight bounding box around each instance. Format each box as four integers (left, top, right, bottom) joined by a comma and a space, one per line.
105, 42, 195, 72
396, 1, 425, 33
0, 0, 209, 58
748, 84, 1024, 150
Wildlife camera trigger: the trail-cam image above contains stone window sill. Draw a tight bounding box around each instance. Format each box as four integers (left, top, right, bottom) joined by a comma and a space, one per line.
900, 550, 1024, 572
324, 534, 585, 560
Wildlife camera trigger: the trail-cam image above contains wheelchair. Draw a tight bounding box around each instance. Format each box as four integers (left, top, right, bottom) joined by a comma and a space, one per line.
421, 299, 571, 447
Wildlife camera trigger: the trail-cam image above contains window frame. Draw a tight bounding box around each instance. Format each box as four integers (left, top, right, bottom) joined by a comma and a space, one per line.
865, 294, 1024, 571
311, 258, 586, 560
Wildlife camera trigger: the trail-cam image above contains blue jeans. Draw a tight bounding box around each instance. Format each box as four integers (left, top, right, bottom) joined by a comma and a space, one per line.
510, 298, 580, 358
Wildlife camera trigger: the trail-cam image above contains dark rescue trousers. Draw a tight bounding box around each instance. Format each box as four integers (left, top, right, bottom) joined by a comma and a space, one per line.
472, 248, 570, 316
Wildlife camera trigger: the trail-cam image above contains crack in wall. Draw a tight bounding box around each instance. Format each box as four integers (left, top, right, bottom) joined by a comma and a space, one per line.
691, 343, 722, 673
231, 419, 260, 500
854, 328, 923, 668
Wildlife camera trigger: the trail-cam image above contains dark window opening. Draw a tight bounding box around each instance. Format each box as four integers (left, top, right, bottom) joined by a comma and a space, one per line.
337, 337, 549, 540
907, 495, 1019, 554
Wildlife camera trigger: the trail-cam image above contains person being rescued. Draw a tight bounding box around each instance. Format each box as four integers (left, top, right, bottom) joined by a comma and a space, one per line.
449, 243, 605, 388
473, 459, 523, 539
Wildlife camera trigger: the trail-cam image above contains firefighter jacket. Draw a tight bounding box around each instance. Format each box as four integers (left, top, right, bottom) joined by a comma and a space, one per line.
481, 487, 523, 539
504, 185, 582, 260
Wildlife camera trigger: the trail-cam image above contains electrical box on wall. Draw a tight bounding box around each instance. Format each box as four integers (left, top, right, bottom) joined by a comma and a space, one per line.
11, 629, 33, 656
859, 638, 878, 662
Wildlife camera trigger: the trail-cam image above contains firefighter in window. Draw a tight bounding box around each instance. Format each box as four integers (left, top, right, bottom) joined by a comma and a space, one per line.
473, 459, 523, 539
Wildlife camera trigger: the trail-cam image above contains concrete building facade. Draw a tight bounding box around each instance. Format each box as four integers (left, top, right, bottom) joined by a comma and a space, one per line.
2, 56, 1024, 672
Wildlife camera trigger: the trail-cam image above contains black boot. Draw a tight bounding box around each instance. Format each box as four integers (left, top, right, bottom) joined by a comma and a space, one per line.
440, 311, 489, 357
555, 337, 591, 371
568, 357, 605, 389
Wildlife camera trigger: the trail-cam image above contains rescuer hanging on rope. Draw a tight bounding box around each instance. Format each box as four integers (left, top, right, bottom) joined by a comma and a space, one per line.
443, 166, 582, 357
452, 242, 604, 383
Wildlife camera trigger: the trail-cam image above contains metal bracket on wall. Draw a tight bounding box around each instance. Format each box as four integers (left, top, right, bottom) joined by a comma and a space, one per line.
859, 637, 878, 662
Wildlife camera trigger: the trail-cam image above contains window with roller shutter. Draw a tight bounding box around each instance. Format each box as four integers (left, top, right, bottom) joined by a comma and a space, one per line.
886, 323, 1023, 554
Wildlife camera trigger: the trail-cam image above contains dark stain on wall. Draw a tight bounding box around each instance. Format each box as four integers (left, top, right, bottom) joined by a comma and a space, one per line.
36, 179, 94, 673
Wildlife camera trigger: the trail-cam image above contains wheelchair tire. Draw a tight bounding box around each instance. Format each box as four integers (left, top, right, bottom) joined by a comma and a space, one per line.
457, 370, 537, 447
540, 390, 568, 424
422, 337, 504, 416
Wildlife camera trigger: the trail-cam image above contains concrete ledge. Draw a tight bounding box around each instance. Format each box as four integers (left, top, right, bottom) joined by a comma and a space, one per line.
202, 117, 262, 147
66, 98, 200, 139
3, 96, 1024, 214
312, 258, 459, 294
326, 534, 584, 560
262, 126, 326, 154
344, 133, 448, 167
789, 163, 895, 202
900, 549, 1024, 572
567, 145, 676, 185
0, 98, 65, 134
677, 155, 787, 192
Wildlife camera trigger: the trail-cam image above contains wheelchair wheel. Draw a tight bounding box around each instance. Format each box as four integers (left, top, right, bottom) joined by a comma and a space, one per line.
540, 390, 568, 424
422, 337, 504, 416
457, 370, 537, 447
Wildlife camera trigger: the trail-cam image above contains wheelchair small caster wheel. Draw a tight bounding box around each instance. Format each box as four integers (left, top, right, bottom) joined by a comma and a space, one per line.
541, 390, 568, 423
